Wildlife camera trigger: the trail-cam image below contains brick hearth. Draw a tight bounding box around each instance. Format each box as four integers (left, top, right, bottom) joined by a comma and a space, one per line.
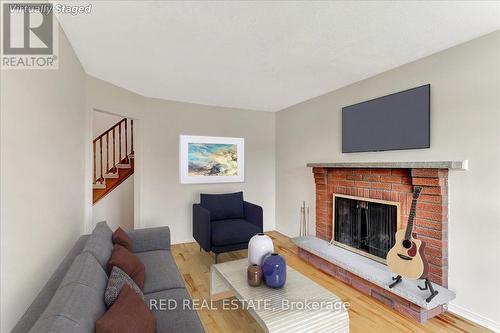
300, 166, 450, 322
298, 247, 446, 322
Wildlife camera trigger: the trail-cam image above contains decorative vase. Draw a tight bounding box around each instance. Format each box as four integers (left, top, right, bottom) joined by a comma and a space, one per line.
247, 264, 263, 286
248, 233, 274, 266
262, 253, 287, 288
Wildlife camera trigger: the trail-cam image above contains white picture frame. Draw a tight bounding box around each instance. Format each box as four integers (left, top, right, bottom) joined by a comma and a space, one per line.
179, 135, 245, 184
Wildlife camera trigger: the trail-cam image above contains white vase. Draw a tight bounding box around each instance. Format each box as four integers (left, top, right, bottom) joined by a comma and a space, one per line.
248, 233, 274, 266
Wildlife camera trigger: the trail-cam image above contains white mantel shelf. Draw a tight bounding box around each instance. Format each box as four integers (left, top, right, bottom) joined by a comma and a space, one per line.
306, 160, 468, 170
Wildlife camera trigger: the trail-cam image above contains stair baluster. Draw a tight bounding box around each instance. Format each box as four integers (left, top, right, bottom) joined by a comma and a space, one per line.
112, 127, 116, 173
106, 132, 109, 173
124, 119, 129, 163
118, 122, 122, 162
99, 139, 103, 183
93, 141, 96, 184
131, 119, 134, 155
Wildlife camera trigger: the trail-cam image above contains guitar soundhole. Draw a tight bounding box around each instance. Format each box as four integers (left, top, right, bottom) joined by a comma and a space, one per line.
402, 239, 412, 249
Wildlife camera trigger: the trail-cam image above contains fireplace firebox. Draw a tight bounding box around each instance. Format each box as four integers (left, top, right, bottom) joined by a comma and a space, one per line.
332, 194, 399, 263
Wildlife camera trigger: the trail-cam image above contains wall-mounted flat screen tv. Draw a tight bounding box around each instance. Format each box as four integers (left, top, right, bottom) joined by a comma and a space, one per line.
342, 84, 430, 153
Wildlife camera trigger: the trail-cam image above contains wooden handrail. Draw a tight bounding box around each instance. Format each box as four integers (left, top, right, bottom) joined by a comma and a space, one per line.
93, 118, 126, 144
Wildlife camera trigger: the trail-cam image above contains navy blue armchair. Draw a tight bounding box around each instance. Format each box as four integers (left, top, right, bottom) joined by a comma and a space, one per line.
193, 192, 263, 263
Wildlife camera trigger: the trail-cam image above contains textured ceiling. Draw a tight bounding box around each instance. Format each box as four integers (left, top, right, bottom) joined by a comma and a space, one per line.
58, 1, 500, 111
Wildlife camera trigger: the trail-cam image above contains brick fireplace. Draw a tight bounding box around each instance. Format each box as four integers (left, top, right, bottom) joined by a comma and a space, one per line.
314, 166, 448, 286
295, 162, 464, 322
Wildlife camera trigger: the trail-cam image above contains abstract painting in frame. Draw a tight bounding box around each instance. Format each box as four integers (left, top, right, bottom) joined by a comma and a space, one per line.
179, 135, 245, 184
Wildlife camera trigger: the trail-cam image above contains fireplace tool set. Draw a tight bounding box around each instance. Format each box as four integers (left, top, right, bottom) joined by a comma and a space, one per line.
299, 201, 310, 236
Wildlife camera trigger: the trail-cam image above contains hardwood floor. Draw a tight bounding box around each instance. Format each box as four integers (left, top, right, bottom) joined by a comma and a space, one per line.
171, 231, 491, 333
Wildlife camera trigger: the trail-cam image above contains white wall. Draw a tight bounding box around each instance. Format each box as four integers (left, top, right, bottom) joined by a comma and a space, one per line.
93, 175, 134, 231
0, 27, 87, 332
92, 110, 122, 139
275, 31, 500, 328
86, 76, 276, 244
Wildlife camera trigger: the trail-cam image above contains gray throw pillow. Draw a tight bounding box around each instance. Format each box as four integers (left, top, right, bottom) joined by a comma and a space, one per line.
104, 266, 144, 308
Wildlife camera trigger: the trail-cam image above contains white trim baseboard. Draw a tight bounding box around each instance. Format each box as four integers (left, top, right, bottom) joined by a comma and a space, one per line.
448, 303, 500, 332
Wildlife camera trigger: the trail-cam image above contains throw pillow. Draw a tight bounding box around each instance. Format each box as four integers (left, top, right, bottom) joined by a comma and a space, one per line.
107, 244, 145, 290
104, 266, 144, 308
112, 227, 133, 252
96, 285, 156, 333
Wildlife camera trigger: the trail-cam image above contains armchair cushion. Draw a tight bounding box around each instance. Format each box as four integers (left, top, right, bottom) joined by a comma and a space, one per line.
200, 192, 244, 220
211, 219, 260, 246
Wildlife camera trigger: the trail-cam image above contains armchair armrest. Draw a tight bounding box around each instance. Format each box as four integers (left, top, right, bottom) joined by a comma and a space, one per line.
193, 204, 211, 251
127, 226, 171, 253
244, 201, 263, 231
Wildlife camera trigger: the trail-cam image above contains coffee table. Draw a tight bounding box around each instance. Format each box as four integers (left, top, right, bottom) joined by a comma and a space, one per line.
210, 258, 349, 333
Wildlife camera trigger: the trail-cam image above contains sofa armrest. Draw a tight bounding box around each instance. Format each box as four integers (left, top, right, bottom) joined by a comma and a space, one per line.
244, 201, 263, 231
193, 204, 211, 251
127, 226, 171, 253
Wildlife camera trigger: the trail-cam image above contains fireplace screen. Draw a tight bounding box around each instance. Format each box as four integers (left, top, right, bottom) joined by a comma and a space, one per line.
333, 195, 398, 262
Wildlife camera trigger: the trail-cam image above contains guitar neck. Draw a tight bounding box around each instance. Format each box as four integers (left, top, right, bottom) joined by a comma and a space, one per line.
405, 187, 422, 240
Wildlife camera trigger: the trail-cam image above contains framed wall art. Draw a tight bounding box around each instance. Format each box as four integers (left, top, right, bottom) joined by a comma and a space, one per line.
179, 135, 244, 184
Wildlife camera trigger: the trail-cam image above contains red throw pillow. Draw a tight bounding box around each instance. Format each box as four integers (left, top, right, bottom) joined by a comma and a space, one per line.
112, 227, 133, 252
107, 244, 145, 290
96, 285, 156, 333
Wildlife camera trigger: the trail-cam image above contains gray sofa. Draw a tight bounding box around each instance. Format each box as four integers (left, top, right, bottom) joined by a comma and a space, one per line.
12, 222, 205, 333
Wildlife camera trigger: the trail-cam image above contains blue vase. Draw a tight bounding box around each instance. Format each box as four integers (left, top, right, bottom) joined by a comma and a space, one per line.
262, 253, 286, 288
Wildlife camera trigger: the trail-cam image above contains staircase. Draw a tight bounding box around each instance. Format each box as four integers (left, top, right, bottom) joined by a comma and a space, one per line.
93, 118, 134, 204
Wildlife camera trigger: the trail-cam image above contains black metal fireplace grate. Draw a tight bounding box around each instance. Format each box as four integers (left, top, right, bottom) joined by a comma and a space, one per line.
334, 196, 397, 261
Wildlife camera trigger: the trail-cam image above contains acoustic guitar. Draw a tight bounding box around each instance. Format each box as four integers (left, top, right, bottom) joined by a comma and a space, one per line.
386, 186, 429, 280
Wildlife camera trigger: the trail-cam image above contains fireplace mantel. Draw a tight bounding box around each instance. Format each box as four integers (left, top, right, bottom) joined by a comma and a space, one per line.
306, 160, 468, 170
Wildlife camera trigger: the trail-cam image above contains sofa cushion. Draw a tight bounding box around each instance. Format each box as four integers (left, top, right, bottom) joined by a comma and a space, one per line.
82, 222, 113, 269
112, 227, 133, 252
96, 285, 156, 333
28, 316, 89, 333
83, 233, 113, 269
93, 221, 113, 239
105, 266, 144, 308
59, 252, 108, 289
200, 192, 244, 220
146, 288, 204, 333
28, 253, 107, 333
107, 244, 145, 290
12, 235, 89, 333
211, 219, 260, 246
135, 250, 185, 294
127, 227, 171, 253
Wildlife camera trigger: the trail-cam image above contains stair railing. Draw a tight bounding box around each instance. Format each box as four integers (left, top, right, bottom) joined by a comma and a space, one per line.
93, 118, 134, 185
